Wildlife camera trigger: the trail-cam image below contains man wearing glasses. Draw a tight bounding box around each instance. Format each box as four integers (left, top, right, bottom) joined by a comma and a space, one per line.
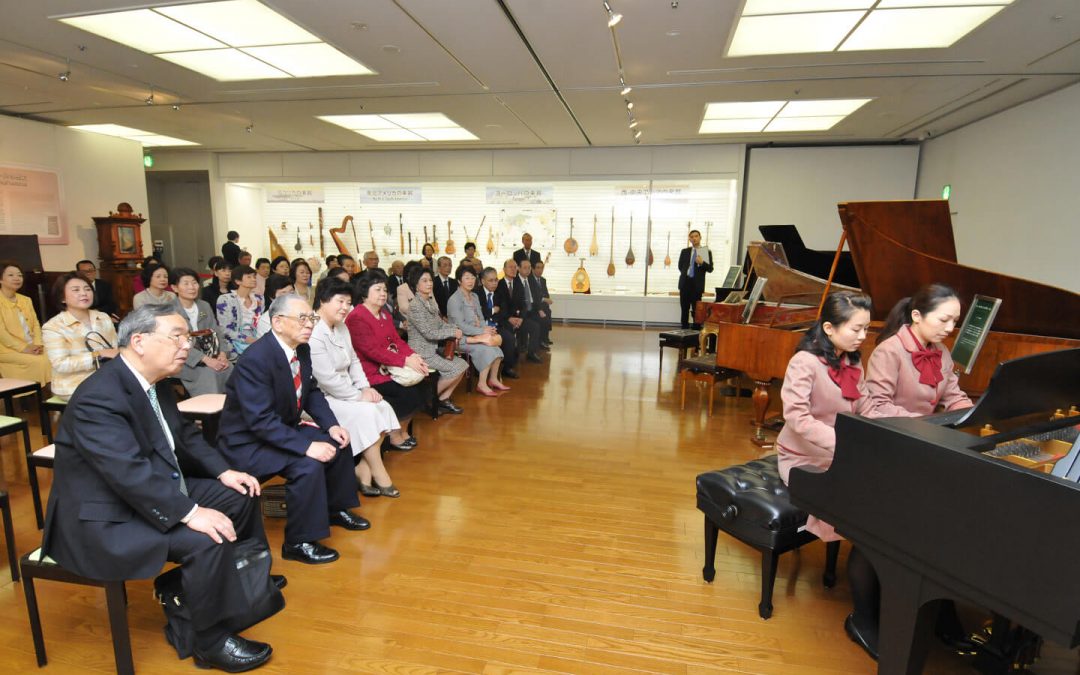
41, 304, 274, 671
217, 294, 366, 565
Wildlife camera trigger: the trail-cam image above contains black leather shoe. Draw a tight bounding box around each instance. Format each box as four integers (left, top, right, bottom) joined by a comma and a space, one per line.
384, 436, 416, 452
438, 399, 464, 414
526, 353, 543, 363
193, 634, 272, 672
502, 368, 519, 379
844, 613, 879, 661
281, 541, 339, 564
329, 510, 371, 531
270, 574, 287, 590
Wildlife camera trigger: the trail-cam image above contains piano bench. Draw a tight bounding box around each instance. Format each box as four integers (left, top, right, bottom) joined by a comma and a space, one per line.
659, 329, 700, 373
696, 455, 840, 619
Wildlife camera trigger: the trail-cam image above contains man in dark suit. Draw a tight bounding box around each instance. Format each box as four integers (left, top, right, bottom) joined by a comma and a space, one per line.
533, 260, 554, 346
432, 256, 457, 317
512, 232, 542, 267
678, 229, 714, 329
221, 231, 242, 267
42, 304, 273, 672
386, 260, 406, 299
76, 259, 118, 317
217, 294, 367, 565
496, 259, 542, 364
476, 267, 518, 378
518, 260, 550, 348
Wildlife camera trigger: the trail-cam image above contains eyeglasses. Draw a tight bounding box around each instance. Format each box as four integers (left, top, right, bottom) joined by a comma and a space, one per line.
279, 313, 319, 326
147, 332, 193, 348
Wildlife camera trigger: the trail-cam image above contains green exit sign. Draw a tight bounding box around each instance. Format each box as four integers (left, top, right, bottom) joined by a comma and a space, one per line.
941, 184, 951, 200
143, 154, 154, 168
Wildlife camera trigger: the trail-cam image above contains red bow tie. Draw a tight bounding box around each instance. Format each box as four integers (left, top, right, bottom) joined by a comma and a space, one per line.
907, 327, 944, 388
827, 360, 862, 401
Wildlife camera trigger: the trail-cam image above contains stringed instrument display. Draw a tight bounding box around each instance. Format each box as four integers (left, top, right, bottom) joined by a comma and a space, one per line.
329, 216, 354, 257
368, 220, 377, 252
486, 219, 496, 254
589, 214, 599, 256
625, 214, 636, 267
318, 208, 325, 256
350, 217, 361, 256
294, 225, 303, 252
445, 221, 456, 255
646, 218, 655, 267
564, 217, 578, 255
606, 208, 616, 277
664, 232, 672, 267
398, 214, 404, 255
268, 228, 288, 260
423, 226, 429, 251
473, 215, 485, 245
572, 258, 590, 293
432, 223, 439, 254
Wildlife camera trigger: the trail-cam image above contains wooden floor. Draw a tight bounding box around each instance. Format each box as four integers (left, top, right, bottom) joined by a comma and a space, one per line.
0, 325, 1076, 674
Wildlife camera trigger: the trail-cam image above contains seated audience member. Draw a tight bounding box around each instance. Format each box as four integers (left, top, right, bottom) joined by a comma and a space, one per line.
318, 255, 339, 281
775, 291, 877, 660
345, 272, 425, 448
204, 256, 223, 287
432, 256, 456, 317
460, 242, 478, 270
386, 260, 406, 297
171, 267, 233, 395
406, 267, 467, 414
132, 256, 159, 293
76, 259, 118, 317
41, 304, 272, 672
133, 263, 177, 309
395, 261, 421, 318
202, 259, 233, 307
337, 254, 358, 278
216, 265, 264, 356
237, 251, 253, 268
269, 256, 291, 278
447, 266, 507, 396
518, 259, 551, 348
290, 259, 315, 304
476, 267, 519, 379
42, 272, 118, 399
255, 274, 294, 338
328, 267, 351, 284
309, 278, 406, 497
362, 250, 383, 274
218, 294, 367, 565
254, 257, 271, 296
496, 259, 543, 364
0, 261, 51, 385
533, 260, 554, 346
419, 244, 435, 269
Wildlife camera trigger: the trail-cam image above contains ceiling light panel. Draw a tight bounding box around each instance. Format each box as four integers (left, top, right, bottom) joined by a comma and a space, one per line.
69, 124, 199, 146
243, 43, 374, 77
156, 0, 318, 47
317, 115, 400, 130
415, 128, 479, 141
704, 101, 785, 119
136, 135, 201, 147
357, 129, 427, 142
839, 6, 1006, 51
765, 116, 845, 132
699, 119, 770, 134
728, 11, 864, 56
877, 0, 1013, 7
779, 98, 872, 117
158, 48, 290, 80
381, 113, 458, 129
59, 9, 224, 54
742, 0, 873, 15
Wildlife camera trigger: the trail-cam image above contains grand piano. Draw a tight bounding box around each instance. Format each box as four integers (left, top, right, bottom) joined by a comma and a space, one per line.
698, 200, 1079, 444
789, 348, 1080, 674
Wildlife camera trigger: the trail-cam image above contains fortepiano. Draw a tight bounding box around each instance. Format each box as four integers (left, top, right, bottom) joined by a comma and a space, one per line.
759, 224, 860, 288
789, 348, 1080, 675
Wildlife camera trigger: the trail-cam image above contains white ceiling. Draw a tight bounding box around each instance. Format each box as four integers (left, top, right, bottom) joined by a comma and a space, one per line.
1, 0, 1078, 152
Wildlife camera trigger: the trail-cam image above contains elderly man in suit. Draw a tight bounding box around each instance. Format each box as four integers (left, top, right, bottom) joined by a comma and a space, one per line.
41, 304, 273, 672
217, 294, 367, 566
512, 232, 542, 267
76, 259, 118, 318
476, 267, 519, 379
495, 259, 542, 364
432, 256, 457, 317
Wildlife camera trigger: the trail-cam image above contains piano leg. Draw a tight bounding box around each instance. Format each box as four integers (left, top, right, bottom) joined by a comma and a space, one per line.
874, 555, 941, 675
759, 549, 779, 619
750, 380, 774, 447
702, 518, 718, 583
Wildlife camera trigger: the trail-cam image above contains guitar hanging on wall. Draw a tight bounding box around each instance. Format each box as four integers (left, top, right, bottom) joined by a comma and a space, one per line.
625, 213, 636, 268
564, 217, 578, 255
445, 221, 456, 255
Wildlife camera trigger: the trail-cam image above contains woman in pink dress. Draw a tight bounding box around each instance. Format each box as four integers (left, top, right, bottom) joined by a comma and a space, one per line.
775, 290, 878, 660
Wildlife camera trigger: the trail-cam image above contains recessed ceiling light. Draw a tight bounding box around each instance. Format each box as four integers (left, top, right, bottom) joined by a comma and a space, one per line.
699, 118, 770, 134
704, 100, 785, 119
158, 49, 290, 81
243, 43, 375, 77
318, 115, 398, 130
359, 129, 426, 142
317, 113, 479, 143
415, 128, 478, 141
69, 124, 199, 146
765, 116, 845, 132
839, 6, 1006, 51
742, 0, 872, 14
629, 119, 639, 129
60, 9, 225, 54
780, 98, 871, 117
699, 98, 873, 134
156, 0, 318, 48
381, 113, 458, 129
728, 11, 863, 56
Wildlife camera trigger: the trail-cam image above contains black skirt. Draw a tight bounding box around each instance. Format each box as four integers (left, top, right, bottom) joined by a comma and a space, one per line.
372, 380, 425, 419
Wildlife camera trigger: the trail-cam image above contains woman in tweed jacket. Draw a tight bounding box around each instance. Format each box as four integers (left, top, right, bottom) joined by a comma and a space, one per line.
406, 267, 467, 414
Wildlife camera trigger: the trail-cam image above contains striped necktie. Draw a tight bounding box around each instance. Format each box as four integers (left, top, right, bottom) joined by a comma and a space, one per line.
290, 354, 302, 411
146, 386, 188, 496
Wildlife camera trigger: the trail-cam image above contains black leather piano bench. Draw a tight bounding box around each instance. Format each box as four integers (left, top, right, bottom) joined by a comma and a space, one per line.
696, 455, 840, 619
658, 329, 700, 373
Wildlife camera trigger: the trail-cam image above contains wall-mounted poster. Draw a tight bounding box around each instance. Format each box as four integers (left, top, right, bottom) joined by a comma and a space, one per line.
0, 164, 66, 244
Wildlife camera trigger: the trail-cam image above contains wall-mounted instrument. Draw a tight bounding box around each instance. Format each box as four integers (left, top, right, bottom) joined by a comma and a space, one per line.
309, 234, 314, 246
423, 226, 429, 251
646, 218, 655, 267
268, 228, 288, 260
664, 232, 672, 267
705, 220, 712, 246
589, 214, 599, 257
572, 258, 590, 293
398, 214, 404, 255
472, 216, 485, 245
486, 218, 496, 254
350, 217, 361, 256
329, 215, 355, 257
408, 232, 413, 255
564, 217, 578, 255
606, 208, 616, 277
445, 221, 456, 255
368, 220, 377, 252
432, 223, 439, 254
625, 214, 636, 267
318, 208, 325, 257
294, 226, 303, 252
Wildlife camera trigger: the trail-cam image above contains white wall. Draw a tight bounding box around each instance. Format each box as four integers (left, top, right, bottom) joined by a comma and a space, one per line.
742, 145, 920, 253
0, 115, 149, 269
916, 82, 1080, 292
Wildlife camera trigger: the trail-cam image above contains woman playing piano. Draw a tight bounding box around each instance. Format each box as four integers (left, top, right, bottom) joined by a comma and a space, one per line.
775, 291, 880, 660
865, 283, 976, 655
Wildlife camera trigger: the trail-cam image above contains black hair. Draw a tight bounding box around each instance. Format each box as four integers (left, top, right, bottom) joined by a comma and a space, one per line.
227, 230, 239, 241
269, 256, 291, 274
877, 283, 960, 345
352, 269, 389, 305
464, 242, 476, 253
455, 265, 477, 283
231, 264, 256, 282
688, 229, 701, 237
313, 277, 352, 310
211, 258, 232, 272
326, 255, 338, 265
207, 256, 222, 269
795, 291, 873, 369
407, 264, 432, 292
337, 254, 354, 267
402, 260, 422, 283
51, 272, 93, 309
289, 259, 313, 285
169, 267, 199, 286
421, 243, 435, 258
140, 262, 169, 288
75, 259, 95, 270
263, 274, 294, 309
255, 257, 270, 268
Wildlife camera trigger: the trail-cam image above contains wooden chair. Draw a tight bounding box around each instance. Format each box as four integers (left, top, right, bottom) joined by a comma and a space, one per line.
177, 393, 226, 445
678, 325, 739, 416
0, 378, 49, 441
21, 549, 133, 674
0, 490, 17, 582
41, 395, 67, 445
25, 444, 54, 530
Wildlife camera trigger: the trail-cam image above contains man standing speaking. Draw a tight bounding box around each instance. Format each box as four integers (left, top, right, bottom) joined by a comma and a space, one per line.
677, 229, 713, 329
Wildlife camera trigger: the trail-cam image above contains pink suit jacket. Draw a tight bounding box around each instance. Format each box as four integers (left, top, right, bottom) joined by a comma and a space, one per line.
864, 329, 972, 419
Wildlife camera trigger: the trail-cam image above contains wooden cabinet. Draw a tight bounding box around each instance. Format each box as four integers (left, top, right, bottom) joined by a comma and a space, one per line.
93, 203, 146, 316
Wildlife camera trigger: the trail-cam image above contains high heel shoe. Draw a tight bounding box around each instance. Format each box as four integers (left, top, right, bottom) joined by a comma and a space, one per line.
358, 481, 381, 497
373, 482, 400, 498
